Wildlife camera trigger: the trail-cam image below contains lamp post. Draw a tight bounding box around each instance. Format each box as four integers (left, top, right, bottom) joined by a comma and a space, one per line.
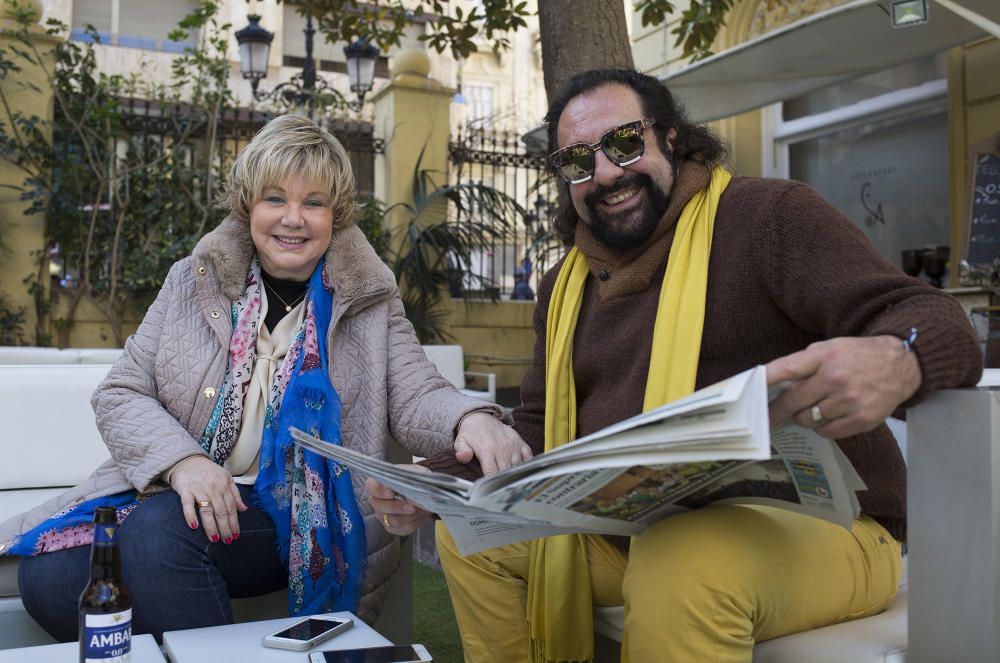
343, 38, 379, 108
234, 0, 377, 112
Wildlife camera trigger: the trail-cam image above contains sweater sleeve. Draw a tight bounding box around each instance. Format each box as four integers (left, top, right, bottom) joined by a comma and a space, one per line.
763, 182, 983, 405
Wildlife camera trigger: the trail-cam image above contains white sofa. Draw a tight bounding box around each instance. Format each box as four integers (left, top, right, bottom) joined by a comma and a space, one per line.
0, 347, 413, 649
421, 345, 497, 403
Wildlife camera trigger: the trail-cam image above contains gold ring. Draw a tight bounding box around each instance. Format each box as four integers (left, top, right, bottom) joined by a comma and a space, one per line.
197, 500, 213, 510
383, 513, 391, 529
810, 404, 824, 424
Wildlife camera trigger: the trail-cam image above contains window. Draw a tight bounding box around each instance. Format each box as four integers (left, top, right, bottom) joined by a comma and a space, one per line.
788, 112, 949, 268
71, 0, 198, 51
764, 56, 949, 269
466, 85, 495, 128
282, 4, 342, 63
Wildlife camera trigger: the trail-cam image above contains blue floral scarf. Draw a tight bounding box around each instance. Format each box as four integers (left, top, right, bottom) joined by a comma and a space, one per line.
10, 258, 367, 616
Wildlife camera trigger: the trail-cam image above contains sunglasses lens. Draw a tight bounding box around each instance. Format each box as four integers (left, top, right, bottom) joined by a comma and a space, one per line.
603, 124, 645, 164
552, 145, 594, 182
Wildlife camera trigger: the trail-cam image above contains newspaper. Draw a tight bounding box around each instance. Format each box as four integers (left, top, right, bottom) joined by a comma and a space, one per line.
291, 366, 865, 555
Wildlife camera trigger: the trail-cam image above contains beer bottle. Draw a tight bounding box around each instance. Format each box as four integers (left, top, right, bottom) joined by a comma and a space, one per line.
78, 506, 132, 663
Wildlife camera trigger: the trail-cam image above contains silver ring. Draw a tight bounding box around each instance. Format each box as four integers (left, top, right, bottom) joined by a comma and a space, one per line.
810, 404, 824, 424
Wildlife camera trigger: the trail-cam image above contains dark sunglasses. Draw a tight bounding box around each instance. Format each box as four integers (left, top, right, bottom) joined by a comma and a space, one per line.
548, 118, 656, 184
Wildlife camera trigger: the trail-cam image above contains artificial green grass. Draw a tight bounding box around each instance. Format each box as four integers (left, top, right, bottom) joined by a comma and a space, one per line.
413, 561, 463, 663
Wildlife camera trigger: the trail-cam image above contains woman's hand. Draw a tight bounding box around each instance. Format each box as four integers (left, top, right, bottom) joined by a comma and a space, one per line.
366, 468, 433, 536
169, 456, 248, 544
454, 411, 533, 475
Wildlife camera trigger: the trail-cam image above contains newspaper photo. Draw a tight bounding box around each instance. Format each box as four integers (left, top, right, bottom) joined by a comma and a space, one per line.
291, 365, 864, 555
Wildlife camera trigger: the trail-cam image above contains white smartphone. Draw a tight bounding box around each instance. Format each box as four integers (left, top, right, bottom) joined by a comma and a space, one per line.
261, 615, 354, 651
308, 644, 433, 662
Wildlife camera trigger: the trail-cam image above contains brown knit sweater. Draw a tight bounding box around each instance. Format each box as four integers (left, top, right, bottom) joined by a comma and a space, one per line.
424, 161, 984, 542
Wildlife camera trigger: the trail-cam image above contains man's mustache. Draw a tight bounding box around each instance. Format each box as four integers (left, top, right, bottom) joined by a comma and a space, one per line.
584, 173, 653, 209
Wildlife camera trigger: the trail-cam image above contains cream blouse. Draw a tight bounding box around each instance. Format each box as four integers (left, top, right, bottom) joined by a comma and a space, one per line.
227, 292, 305, 484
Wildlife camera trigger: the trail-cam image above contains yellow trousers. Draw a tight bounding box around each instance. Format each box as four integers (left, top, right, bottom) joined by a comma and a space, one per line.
436, 505, 902, 663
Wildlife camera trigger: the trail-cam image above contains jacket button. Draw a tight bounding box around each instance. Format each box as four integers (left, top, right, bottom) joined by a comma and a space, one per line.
598, 270, 610, 281
197, 266, 207, 275
210, 310, 220, 319
204, 387, 217, 399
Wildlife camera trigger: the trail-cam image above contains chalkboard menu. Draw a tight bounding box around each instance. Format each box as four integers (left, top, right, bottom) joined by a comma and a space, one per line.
968, 152, 1000, 265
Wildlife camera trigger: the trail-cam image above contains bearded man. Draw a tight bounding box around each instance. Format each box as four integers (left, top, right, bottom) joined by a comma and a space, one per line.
368, 68, 983, 663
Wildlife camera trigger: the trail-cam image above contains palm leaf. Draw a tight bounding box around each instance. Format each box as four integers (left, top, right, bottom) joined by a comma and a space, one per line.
379, 143, 530, 341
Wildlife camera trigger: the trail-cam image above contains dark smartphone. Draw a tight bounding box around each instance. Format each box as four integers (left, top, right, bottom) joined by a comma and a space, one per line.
261, 616, 354, 651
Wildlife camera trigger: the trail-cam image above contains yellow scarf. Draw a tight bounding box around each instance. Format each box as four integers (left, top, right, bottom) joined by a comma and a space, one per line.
527, 167, 732, 663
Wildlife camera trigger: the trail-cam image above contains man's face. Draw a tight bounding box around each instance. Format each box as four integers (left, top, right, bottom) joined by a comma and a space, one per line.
557, 85, 676, 250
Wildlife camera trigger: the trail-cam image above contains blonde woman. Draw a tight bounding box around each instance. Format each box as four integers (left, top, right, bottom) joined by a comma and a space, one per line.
3, 115, 529, 641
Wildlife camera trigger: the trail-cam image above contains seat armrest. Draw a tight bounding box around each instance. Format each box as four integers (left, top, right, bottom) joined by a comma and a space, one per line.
462, 371, 496, 403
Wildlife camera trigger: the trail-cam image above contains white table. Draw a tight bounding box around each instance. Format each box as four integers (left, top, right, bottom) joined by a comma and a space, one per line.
0, 633, 165, 662
162, 612, 392, 662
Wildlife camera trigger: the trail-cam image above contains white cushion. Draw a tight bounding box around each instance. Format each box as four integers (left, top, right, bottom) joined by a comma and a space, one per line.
594, 560, 908, 662
76, 349, 123, 364
0, 347, 72, 364
0, 365, 112, 490
753, 588, 907, 662
421, 345, 466, 390
0, 347, 122, 365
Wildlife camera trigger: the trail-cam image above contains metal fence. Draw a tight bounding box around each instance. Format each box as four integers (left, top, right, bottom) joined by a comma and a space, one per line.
47, 99, 383, 290
69, 99, 382, 196
448, 124, 562, 299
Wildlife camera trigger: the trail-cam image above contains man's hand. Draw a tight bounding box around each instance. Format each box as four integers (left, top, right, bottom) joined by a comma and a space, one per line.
766, 335, 921, 438
170, 456, 248, 544
366, 468, 433, 536
453, 411, 533, 475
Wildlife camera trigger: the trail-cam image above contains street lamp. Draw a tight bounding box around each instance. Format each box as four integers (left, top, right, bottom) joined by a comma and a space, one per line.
234, 1, 376, 112
343, 38, 379, 108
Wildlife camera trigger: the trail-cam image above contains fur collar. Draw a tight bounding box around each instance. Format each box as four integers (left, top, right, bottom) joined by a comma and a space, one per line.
192, 216, 396, 305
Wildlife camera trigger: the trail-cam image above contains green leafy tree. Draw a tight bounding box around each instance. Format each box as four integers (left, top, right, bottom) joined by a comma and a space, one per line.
295, 0, 734, 86
0, 1, 235, 345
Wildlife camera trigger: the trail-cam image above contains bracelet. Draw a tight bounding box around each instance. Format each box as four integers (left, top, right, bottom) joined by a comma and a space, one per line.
163, 454, 206, 485
455, 407, 500, 434
902, 327, 918, 353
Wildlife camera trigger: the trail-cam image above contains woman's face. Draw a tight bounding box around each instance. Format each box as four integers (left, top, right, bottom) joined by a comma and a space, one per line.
250, 177, 334, 281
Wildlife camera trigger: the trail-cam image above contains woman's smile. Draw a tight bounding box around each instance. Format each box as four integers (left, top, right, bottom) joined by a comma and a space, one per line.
250, 178, 334, 281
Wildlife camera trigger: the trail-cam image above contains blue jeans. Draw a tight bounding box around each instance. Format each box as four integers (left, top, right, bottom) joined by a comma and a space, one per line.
18, 484, 287, 642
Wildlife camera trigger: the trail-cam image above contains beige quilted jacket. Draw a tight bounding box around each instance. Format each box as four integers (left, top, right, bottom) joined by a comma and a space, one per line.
0, 217, 503, 623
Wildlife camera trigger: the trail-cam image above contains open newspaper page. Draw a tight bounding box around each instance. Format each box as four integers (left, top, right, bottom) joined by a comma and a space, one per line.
291, 365, 863, 555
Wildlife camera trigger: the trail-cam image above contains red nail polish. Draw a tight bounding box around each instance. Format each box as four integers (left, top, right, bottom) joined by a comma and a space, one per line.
211, 534, 219, 542
233, 532, 240, 540
190, 521, 197, 529
224, 536, 232, 544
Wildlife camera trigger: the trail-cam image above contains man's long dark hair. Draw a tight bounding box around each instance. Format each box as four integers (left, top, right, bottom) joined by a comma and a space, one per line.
544, 68, 729, 245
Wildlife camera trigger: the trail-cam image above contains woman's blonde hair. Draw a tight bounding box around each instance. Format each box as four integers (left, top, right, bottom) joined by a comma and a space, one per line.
218, 114, 357, 227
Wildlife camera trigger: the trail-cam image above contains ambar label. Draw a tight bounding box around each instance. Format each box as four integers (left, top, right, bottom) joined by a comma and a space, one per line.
83, 609, 131, 662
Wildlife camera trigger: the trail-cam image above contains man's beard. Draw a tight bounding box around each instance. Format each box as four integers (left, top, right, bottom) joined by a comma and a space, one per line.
583, 172, 671, 251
